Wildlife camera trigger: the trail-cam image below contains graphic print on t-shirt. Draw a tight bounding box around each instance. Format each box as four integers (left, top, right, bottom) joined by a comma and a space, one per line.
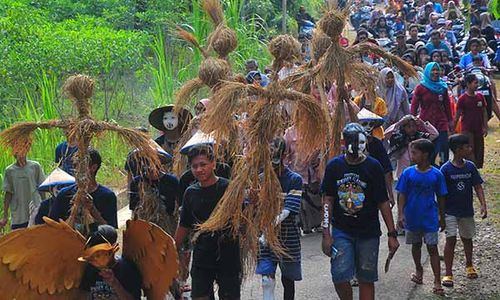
90, 280, 116, 299
337, 173, 367, 216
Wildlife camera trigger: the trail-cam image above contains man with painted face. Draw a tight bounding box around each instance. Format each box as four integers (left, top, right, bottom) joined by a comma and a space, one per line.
256, 137, 303, 300
321, 123, 399, 300
79, 225, 142, 300
148, 105, 192, 155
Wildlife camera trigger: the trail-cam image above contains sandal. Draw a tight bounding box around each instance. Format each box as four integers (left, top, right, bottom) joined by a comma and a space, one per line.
466, 266, 478, 279
433, 286, 445, 296
411, 273, 423, 284
441, 275, 454, 287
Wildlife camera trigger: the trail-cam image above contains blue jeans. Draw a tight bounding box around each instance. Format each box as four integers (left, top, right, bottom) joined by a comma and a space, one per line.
330, 228, 380, 283
256, 258, 302, 281
432, 131, 449, 166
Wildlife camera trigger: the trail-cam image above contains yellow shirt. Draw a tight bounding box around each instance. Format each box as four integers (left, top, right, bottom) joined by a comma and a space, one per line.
353, 95, 387, 140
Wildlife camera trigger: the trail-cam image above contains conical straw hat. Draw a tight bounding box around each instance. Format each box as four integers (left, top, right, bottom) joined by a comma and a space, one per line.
180, 130, 215, 154
357, 108, 385, 128
38, 168, 75, 192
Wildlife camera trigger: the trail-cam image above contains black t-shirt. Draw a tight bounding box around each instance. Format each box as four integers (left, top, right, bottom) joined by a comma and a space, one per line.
80, 257, 142, 300
129, 173, 179, 214
49, 184, 118, 232
179, 177, 240, 270
367, 137, 393, 174
35, 197, 54, 225
321, 155, 388, 237
178, 162, 231, 206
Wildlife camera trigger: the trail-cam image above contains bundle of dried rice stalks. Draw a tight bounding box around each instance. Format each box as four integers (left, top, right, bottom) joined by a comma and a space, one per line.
63, 74, 95, 118
311, 29, 332, 65
199, 70, 327, 268
0, 120, 68, 157
203, 0, 238, 59
174, 29, 232, 112
268, 35, 301, 74
2, 74, 162, 232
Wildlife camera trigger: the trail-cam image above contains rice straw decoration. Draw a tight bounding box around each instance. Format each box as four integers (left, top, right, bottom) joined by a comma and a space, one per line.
0, 74, 162, 231
198, 34, 328, 268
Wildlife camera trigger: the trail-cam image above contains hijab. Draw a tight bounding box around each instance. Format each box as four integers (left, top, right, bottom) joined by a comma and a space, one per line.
480, 12, 492, 30
377, 67, 407, 122
420, 62, 448, 94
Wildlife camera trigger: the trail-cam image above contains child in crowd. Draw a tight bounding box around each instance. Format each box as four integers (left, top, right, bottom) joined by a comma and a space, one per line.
454, 74, 488, 168
441, 134, 487, 288
396, 139, 448, 296
1, 153, 45, 230
385, 115, 439, 180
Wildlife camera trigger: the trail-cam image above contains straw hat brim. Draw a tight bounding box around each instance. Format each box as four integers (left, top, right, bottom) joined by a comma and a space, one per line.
38, 168, 76, 192
180, 130, 215, 154
148, 105, 193, 133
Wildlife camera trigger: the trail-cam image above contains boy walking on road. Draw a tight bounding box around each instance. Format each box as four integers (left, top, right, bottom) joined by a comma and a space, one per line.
321, 123, 399, 300
397, 139, 448, 296
441, 134, 487, 288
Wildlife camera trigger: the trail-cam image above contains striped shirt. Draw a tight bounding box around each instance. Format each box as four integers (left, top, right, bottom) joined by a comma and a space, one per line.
259, 168, 303, 262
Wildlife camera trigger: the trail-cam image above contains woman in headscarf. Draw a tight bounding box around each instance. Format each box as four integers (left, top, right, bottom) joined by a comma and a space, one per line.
377, 67, 409, 129
480, 12, 492, 30
353, 86, 387, 139
411, 62, 453, 165
443, 1, 464, 21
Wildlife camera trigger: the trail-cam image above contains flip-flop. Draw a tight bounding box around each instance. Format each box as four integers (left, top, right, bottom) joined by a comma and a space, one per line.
442, 275, 454, 287
433, 286, 445, 296
466, 266, 478, 279
411, 273, 423, 284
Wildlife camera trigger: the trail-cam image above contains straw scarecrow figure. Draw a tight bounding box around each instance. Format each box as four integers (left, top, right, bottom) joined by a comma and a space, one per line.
174, 0, 238, 111
172, 0, 242, 174
0, 75, 179, 299
197, 34, 329, 265
288, 4, 418, 157
0, 74, 163, 231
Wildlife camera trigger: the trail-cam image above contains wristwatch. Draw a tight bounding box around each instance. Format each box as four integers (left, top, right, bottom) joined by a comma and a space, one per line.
387, 230, 398, 238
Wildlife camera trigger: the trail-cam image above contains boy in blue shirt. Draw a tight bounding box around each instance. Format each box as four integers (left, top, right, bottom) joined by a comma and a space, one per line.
441, 134, 487, 288
397, 138, 448, 296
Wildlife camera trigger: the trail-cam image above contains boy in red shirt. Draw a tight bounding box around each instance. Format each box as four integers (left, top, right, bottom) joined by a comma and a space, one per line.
453, 74, 489, 168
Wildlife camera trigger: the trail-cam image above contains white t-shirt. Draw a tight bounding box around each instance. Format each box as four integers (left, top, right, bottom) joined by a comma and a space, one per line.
2, 160, 45, 225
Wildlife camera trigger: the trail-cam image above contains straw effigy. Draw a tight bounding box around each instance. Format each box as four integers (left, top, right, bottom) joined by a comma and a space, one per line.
282, 2, 418, 158
198, 34, 329, 269
0, 74, 162, 230
174, 0, 238, 111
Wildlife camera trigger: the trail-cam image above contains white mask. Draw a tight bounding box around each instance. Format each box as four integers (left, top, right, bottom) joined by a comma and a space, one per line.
347, 132, 367, 156
357, 133, 367, 154
163, 111, 179, 131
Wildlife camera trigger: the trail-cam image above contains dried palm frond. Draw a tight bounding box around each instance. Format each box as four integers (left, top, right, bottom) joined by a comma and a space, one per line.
0, 120, 67, 156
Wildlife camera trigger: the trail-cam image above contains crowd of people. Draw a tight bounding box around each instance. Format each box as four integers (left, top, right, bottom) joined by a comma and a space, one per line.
1, 0, 499, 299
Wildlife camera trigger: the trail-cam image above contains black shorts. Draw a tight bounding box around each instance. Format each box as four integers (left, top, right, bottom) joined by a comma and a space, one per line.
190, 266, 241, 299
